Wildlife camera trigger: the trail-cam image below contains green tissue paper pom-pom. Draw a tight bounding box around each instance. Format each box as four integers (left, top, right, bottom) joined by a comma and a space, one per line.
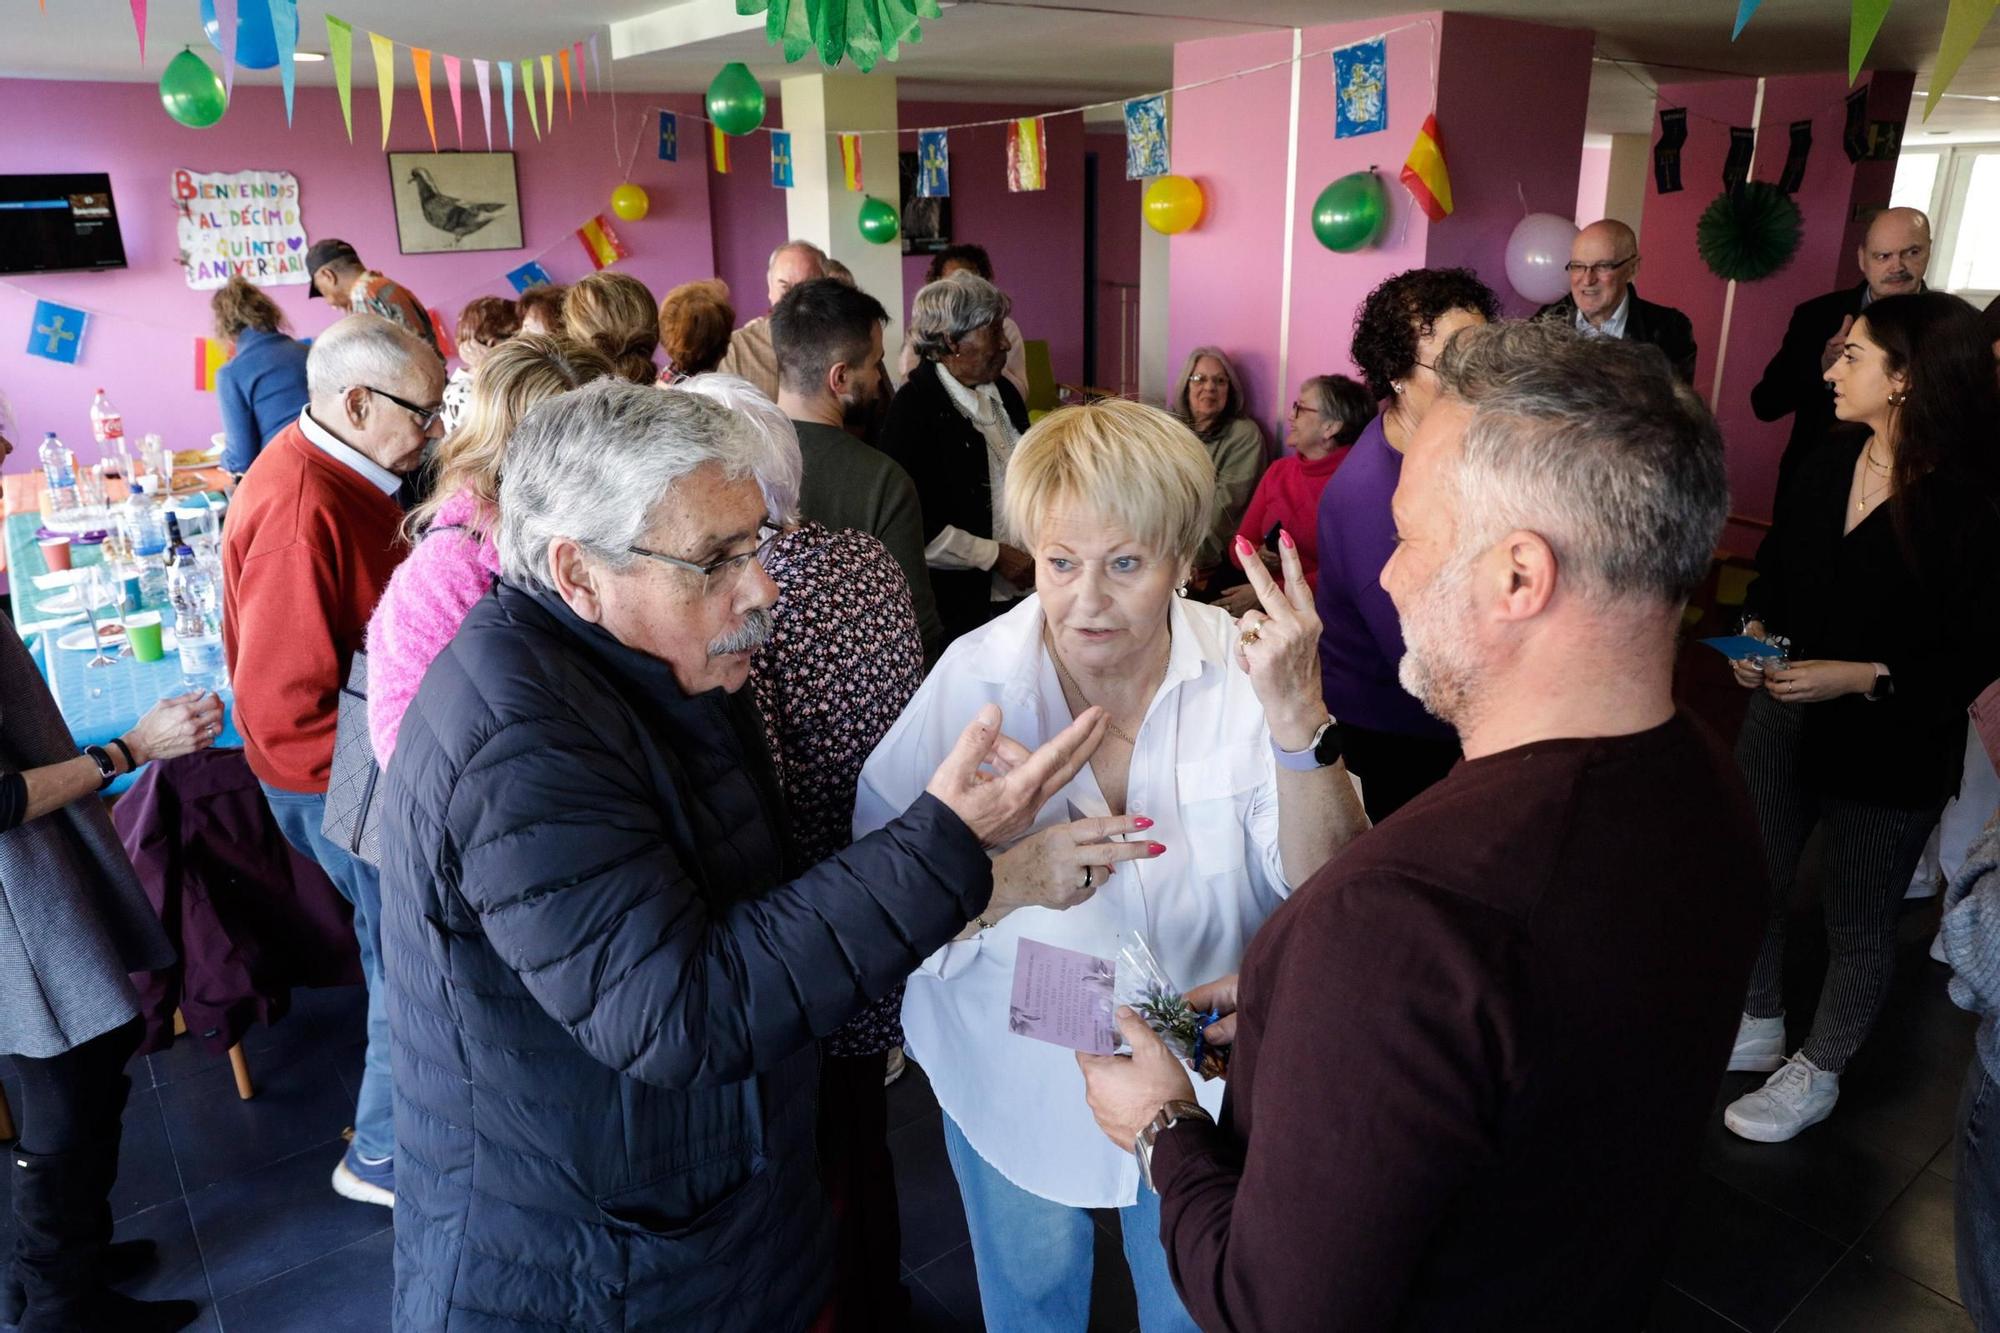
1696, 182, 1804, 283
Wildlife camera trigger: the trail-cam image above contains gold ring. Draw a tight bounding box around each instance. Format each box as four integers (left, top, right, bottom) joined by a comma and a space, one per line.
1239, 628, 1262, 647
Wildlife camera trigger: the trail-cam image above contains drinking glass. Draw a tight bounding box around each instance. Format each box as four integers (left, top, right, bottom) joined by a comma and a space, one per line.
79, 567, 119, 669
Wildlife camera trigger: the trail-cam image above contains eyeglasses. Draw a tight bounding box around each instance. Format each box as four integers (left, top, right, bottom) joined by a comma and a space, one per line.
1289, 399, 1323, 418
628, 523, 780, 595
1187, 374, 1229, 388
1563, 255, 1637, 278
362, 385, 445, 432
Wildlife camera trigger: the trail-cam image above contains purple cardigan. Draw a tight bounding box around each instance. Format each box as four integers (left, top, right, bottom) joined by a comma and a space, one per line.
1313, 416, 1456, 740
363, 490, 499, 766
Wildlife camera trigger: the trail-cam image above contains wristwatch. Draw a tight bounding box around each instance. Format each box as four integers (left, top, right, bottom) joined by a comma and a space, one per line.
1134, 1098, 1213, 1193
1866, 664, 1895, 702
82, 744, 119, 791
1271, 716, 1341, 771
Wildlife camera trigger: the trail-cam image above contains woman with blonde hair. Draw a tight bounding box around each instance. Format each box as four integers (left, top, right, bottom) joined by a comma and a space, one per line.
364, 335, 614, 764
856, 397, 1368, 1330
210, 275, 310, 474
565, 271, 662, 384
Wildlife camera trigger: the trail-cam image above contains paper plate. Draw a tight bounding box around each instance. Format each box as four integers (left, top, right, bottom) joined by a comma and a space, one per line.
36, 585, 119, 617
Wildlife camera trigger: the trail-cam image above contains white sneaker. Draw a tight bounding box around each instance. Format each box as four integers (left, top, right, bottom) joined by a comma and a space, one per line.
1724, 1054, 1840, 1142
1728, 1012, 1787, 1073
883, 1047, 906, 1088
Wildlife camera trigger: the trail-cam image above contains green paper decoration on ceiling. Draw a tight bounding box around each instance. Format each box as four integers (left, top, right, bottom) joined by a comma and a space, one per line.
734, 0, 944, 72
1696, 182, 1804, 282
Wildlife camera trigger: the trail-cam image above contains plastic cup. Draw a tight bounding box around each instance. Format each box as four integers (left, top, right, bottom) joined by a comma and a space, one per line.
37, 535, 71, 572
120, 571, 144, 614
126, 612, 164, 662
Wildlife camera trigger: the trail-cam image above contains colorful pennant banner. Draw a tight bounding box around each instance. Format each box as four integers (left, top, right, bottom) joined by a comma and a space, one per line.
573, 41, 587, 101
499, 60, 515, 148
269, 0, 299, 124
27, 300, 88, 365
840, 133, 862, 191
194, 336, 233, 391
1731, 0, 1763, 40
917, 129, 950, 198
1400, 113, 1452, 221
128, 0, 147, 65
1007, 118, 1046, 193
1124, 95, 1169, 180
541, 53, 555, 131
327, 15, 354, 142
506, 260, 553, 294
659, 111, 679, 162
217, 0, 238, 97
712, 123, 732, 174
522, 59, 539, 140
771, 131, 795, 188
412, 47, 437, 150
1850, 0, 1892, 82
443, 54, 463, 147
369, 31, 395, 149
1927, 0, 1999, 120
575, 215, 630, 270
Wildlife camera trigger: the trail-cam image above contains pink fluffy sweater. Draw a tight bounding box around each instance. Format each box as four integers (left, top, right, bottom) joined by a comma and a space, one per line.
363, 490, 500, 766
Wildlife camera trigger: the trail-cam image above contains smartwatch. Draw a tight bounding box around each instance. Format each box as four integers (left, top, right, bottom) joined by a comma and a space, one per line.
1272, 717, 1341, 771
82, 744, 119, 791
1865, 664, 1895, 702
1135, 1099, 1213, 1193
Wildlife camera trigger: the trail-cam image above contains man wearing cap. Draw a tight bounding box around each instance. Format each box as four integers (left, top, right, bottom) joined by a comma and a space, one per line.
306, 239, 440, 357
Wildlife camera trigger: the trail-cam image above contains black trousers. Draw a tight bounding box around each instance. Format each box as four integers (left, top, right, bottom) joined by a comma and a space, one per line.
818, 1049, 909, 1332
1337, 721, 1461, 825
7, 1018, 142, 1155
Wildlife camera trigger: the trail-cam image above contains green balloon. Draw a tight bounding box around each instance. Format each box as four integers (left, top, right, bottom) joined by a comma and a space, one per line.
1311, 171, 1387, 253
857, 196, 899, 246
160, 47, 228, 129
706, 61, 766, 136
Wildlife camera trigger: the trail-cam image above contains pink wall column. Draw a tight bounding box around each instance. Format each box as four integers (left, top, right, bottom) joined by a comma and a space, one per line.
708, 94, 793, 327
1428, 14, 1593, 319
0, 78, 711, 471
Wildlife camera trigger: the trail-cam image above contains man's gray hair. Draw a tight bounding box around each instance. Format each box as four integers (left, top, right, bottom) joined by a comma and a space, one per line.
305, 313, 438, 398
498, 380, 761, 592
908, 272, 1011, 362
767, 238, 828, 272
1434, 321, 1728, 604
678, 372, 805, 525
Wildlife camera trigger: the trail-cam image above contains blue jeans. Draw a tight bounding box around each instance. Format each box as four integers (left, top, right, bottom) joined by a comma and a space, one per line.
1958, 1057, 2000, 1329
941, 1113, 1199, 1333
262, 782, 394, 1162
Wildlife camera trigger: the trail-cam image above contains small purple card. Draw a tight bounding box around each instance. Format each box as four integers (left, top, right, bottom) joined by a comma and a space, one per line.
1008, 939, 1119, 1054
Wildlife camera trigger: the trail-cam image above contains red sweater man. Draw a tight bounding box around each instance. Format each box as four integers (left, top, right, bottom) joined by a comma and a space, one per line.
223, 417, 408, 794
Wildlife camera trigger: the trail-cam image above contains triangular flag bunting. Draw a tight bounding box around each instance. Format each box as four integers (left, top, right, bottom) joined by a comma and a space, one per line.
1400, 112, 1453, 221
541, 54, 555, 131
269, 0, 299, 125
573, 40, 587, 101
129, 0, 147, 63
559, 48, 573, 120
370, 31, 396, 149
411, 47, 437, 150
474, 57, 492, 149
326, 15, 354, 142
499, 59, 515, 147
587, 33, 600, 91
521, 60, 539, 140
1731, 0, 1763, 40
1927, 0, 2000, 119
443, 54, 463, 147
1850, 0, 1893, 83
217, 0, 238, 96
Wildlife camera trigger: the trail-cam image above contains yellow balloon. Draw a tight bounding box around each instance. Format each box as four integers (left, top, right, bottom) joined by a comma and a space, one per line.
611, 183, 651, 222
1143, 175, 1204, 235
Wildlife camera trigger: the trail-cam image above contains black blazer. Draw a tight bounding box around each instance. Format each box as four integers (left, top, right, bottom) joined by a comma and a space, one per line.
1745, 435, 2000, 808
1535, 284, 1698, 384
878, 360, 1031, 643
1750, 282, 1871, 502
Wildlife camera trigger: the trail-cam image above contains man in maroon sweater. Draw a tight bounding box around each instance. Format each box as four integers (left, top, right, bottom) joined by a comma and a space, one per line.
223, 312, 442, 1209
1079, 321, 1765, 1331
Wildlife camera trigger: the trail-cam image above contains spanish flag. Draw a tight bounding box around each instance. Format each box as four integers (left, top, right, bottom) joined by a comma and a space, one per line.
1007, 117, 1046, 193
575, 214, 630, 271
193, 337, 233, 393
1400, 113, 1453, 222
840, 133, 863, 191
712, 123, 731, 174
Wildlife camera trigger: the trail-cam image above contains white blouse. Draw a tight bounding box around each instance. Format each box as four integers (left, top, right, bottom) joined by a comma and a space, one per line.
854, 593, 1289, 1208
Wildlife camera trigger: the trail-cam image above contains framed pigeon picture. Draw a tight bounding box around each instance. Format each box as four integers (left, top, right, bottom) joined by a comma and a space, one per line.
387, 151, 523, 255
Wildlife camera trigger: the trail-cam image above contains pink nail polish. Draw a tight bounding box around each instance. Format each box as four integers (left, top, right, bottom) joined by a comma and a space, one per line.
1133, 816, 1154, 829
1147, 842, 1167, 856
1279, 529, 1296, 550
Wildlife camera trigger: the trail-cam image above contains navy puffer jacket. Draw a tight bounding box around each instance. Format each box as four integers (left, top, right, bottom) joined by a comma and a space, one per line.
380, 580, 990, 1331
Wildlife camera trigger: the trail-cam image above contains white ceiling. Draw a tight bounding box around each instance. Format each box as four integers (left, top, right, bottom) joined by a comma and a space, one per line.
4, 0, 1997, 138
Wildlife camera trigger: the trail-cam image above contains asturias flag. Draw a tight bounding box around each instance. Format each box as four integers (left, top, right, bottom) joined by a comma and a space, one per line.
1400, 113, 1453, 222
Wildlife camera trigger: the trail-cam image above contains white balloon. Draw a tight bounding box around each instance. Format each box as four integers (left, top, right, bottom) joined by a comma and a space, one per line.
1506, 213, 1580, 306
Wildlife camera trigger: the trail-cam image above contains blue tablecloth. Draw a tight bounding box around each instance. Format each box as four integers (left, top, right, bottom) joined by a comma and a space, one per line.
8, 509, 242, 792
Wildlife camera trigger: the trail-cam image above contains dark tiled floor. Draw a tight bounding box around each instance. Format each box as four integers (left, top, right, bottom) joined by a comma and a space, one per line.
0, 899, 1979, 1332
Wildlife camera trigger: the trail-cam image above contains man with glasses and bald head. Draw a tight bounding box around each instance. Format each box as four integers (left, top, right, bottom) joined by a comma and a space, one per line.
1754, 206, 1932, 499
1535, 218, 1697, 384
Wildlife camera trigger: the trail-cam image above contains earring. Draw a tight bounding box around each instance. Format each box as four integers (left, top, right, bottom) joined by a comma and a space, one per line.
1888, 390, 1907, 406
1390, 381, 1403, 396
1176, 581, 1189, 598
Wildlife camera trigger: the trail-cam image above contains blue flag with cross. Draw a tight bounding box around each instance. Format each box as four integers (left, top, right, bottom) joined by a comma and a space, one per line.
770, 131, 794, 188
27, 300, 87, 365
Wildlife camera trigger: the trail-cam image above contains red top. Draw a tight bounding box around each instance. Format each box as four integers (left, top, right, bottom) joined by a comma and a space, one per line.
1232, 448, 1348, 590
222, 421, 408, 793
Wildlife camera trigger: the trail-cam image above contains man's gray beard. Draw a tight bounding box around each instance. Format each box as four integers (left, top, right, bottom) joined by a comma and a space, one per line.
1396, 554, 1483, 727
710, 608, 775, 657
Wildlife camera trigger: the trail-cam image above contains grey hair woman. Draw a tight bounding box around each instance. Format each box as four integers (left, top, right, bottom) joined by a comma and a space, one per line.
1173, 345, 1268, 577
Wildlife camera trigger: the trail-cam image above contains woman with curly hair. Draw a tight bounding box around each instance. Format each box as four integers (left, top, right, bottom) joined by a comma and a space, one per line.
565, 271, 662, 385
1316, 266, 1498, 822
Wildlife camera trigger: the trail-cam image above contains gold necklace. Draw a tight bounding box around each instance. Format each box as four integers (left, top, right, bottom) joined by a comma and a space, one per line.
1857, 448, 1895, 512
1044, 630, 1168, 747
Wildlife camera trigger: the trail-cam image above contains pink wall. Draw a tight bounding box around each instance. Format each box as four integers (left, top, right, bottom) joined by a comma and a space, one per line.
1087, 131, 1142, 395
707, 94, 792, 326
1429, 14, 1593, 319
1576, 144, 1612, 226
0, 78, 710, 471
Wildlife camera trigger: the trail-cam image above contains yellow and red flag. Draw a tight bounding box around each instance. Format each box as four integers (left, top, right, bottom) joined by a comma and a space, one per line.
1007, 117, 1046, 192
712, 123, 732, 174
193, 337, 232, 393
575, 214, 630, 270
840, 133, 863, 191
1400, 113, 1453, 221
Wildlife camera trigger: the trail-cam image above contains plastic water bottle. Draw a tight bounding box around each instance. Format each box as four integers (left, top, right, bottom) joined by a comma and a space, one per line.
169, 549, 226, 688
126, 491, 169, 606
90, 388, 124, 451
40, 432, 78, 517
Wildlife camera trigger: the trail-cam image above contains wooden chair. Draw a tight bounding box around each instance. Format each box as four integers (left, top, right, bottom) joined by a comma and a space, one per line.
173, 1009, 256, 1100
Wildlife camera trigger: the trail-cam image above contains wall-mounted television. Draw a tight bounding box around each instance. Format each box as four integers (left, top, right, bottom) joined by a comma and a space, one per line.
0, 174, 127, 275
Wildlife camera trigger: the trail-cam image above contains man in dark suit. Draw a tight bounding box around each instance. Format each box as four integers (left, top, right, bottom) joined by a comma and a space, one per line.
1752, 207, 1931, 501
1535, 219, 1697, 384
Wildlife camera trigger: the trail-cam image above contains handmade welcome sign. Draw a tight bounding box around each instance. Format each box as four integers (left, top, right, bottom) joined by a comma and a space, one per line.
172, 168, 310, 290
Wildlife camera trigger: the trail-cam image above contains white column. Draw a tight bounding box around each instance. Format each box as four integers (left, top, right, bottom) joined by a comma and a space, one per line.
781, 72, 906, 367
1137, 95, 1174, 405
1604, 133, 1652, 241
